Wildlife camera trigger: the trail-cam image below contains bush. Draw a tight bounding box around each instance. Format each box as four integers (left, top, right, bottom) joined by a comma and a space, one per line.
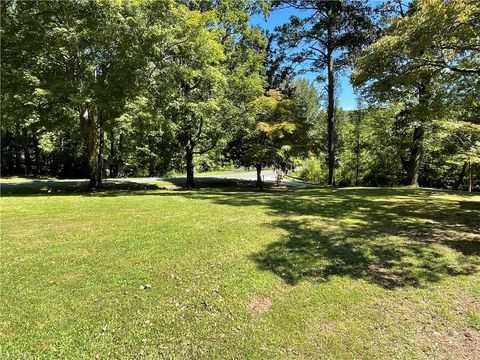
362, 172, 392, 186
298, 156, 326, 183
338, 178, 351, 187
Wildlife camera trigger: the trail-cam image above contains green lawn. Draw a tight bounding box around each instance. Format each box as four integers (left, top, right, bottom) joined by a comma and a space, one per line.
1, 186, 479, 359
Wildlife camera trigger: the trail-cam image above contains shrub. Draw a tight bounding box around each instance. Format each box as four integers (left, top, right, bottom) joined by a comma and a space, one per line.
299, 156, 326, 183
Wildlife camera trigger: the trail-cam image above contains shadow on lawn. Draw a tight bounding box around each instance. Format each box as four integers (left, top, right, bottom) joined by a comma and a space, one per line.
0, 177, 256, 197
3, 183, 479, 289
199, 187, 480, 289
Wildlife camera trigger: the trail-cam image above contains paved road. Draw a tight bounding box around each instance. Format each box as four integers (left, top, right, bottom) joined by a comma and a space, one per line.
1, 171, 311, 189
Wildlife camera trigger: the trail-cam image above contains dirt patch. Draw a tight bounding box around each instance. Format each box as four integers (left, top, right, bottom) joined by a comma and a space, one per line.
415, 294, 480, 359
419, 326, 480, 359
248, 294, 273, 317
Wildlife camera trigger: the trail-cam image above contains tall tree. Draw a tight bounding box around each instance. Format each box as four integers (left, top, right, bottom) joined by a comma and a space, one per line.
225, 90, 298, 189
274, 0, 372, 184
2, 0, 148, 188
146, 2, 265, 188
352, 0, 479, 186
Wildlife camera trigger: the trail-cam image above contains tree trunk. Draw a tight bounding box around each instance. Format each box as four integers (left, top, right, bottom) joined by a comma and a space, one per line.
119, 133, 124, 158
149, 159, 156, 177
97, 112, 104, 187
468, 161, 472, 193
22, 128, 32, 175
354, 114, 361, 186
14, 145, 22, 174
13, 127, 22, 174
110, 128, 115, 159
405, 125, 424, 186
453, 162, 467, 190
80, 105, 102, 190
24, 147, 32, 175
185, 139, 195, 189
405, 81, 429, 187
148, 137, 156, 177
326, 36, 335, 185
33, 136, 41, 174
256, 163, 263, 190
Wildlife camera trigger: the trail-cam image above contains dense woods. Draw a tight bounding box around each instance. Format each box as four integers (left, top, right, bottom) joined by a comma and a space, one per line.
1, 0, 479, 190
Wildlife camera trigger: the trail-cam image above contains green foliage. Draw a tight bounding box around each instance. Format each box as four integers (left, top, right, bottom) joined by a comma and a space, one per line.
352, 0, 479, 187
298, 156, 326, 184
1, 0, 478, 190
226, 86, 318, 173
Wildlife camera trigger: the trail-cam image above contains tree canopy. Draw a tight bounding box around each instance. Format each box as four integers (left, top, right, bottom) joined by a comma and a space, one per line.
1, 0, 478, 191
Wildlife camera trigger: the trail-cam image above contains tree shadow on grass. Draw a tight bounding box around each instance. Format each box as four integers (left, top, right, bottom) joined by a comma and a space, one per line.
0, 177, 260, 197
205, 187, 480, 289
252, 218, 478, 289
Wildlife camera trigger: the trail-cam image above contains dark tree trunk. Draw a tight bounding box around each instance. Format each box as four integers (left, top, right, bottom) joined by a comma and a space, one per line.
453, 162, 467, 190
326, 33, 335, 185
13, 128, 22, 174
256, 163, 263, 190
33, 136, 41, 174
405, 125, 424, 186
24, 147, 32, 175
3, 132, 15, 173
22, 128, 32, 174
14, 147, 22, 174
80, 105, 102, 190
468, 161, 473, 193
185, 139, 195, 189
404, 81, 429, 187
97, 112, 104, 187
119, 133, 124, 158
148, 137, 156, 177
149, 159, 156, 177
110, 128, 115, 159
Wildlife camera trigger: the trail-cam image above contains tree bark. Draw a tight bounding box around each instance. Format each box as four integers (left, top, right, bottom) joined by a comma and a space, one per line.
326, 28, 336, 185
185, 138, 195, 189
23, 147, 32, 175
468, 161, 472, 193
404, 80, 429, 187
354, 111, 361, 186
22, 128, 32, 175
453, 162, 467, 190
256, 163, 263, 190
110, 128, 115, 159
33, 136, 41, 174
405, 125, 424, 186
149, 159, 156, 177
13, 126, 22, 174
148, 137, 156, 177
80, 105, 102, 190
97, 112, 104, 187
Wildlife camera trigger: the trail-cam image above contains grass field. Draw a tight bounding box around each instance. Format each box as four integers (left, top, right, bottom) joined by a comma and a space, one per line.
1, 184, 479, 359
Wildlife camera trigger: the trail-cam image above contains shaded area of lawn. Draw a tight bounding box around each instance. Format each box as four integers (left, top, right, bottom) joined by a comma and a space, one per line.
257, 189, 479, 288
0, 177, 256, 196
173, 187, 480, 289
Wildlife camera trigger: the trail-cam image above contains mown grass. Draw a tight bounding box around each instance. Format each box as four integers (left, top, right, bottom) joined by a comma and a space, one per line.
1, 185, 479, 359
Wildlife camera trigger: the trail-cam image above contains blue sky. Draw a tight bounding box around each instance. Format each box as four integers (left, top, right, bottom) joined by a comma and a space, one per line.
250, 6, 363, 110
